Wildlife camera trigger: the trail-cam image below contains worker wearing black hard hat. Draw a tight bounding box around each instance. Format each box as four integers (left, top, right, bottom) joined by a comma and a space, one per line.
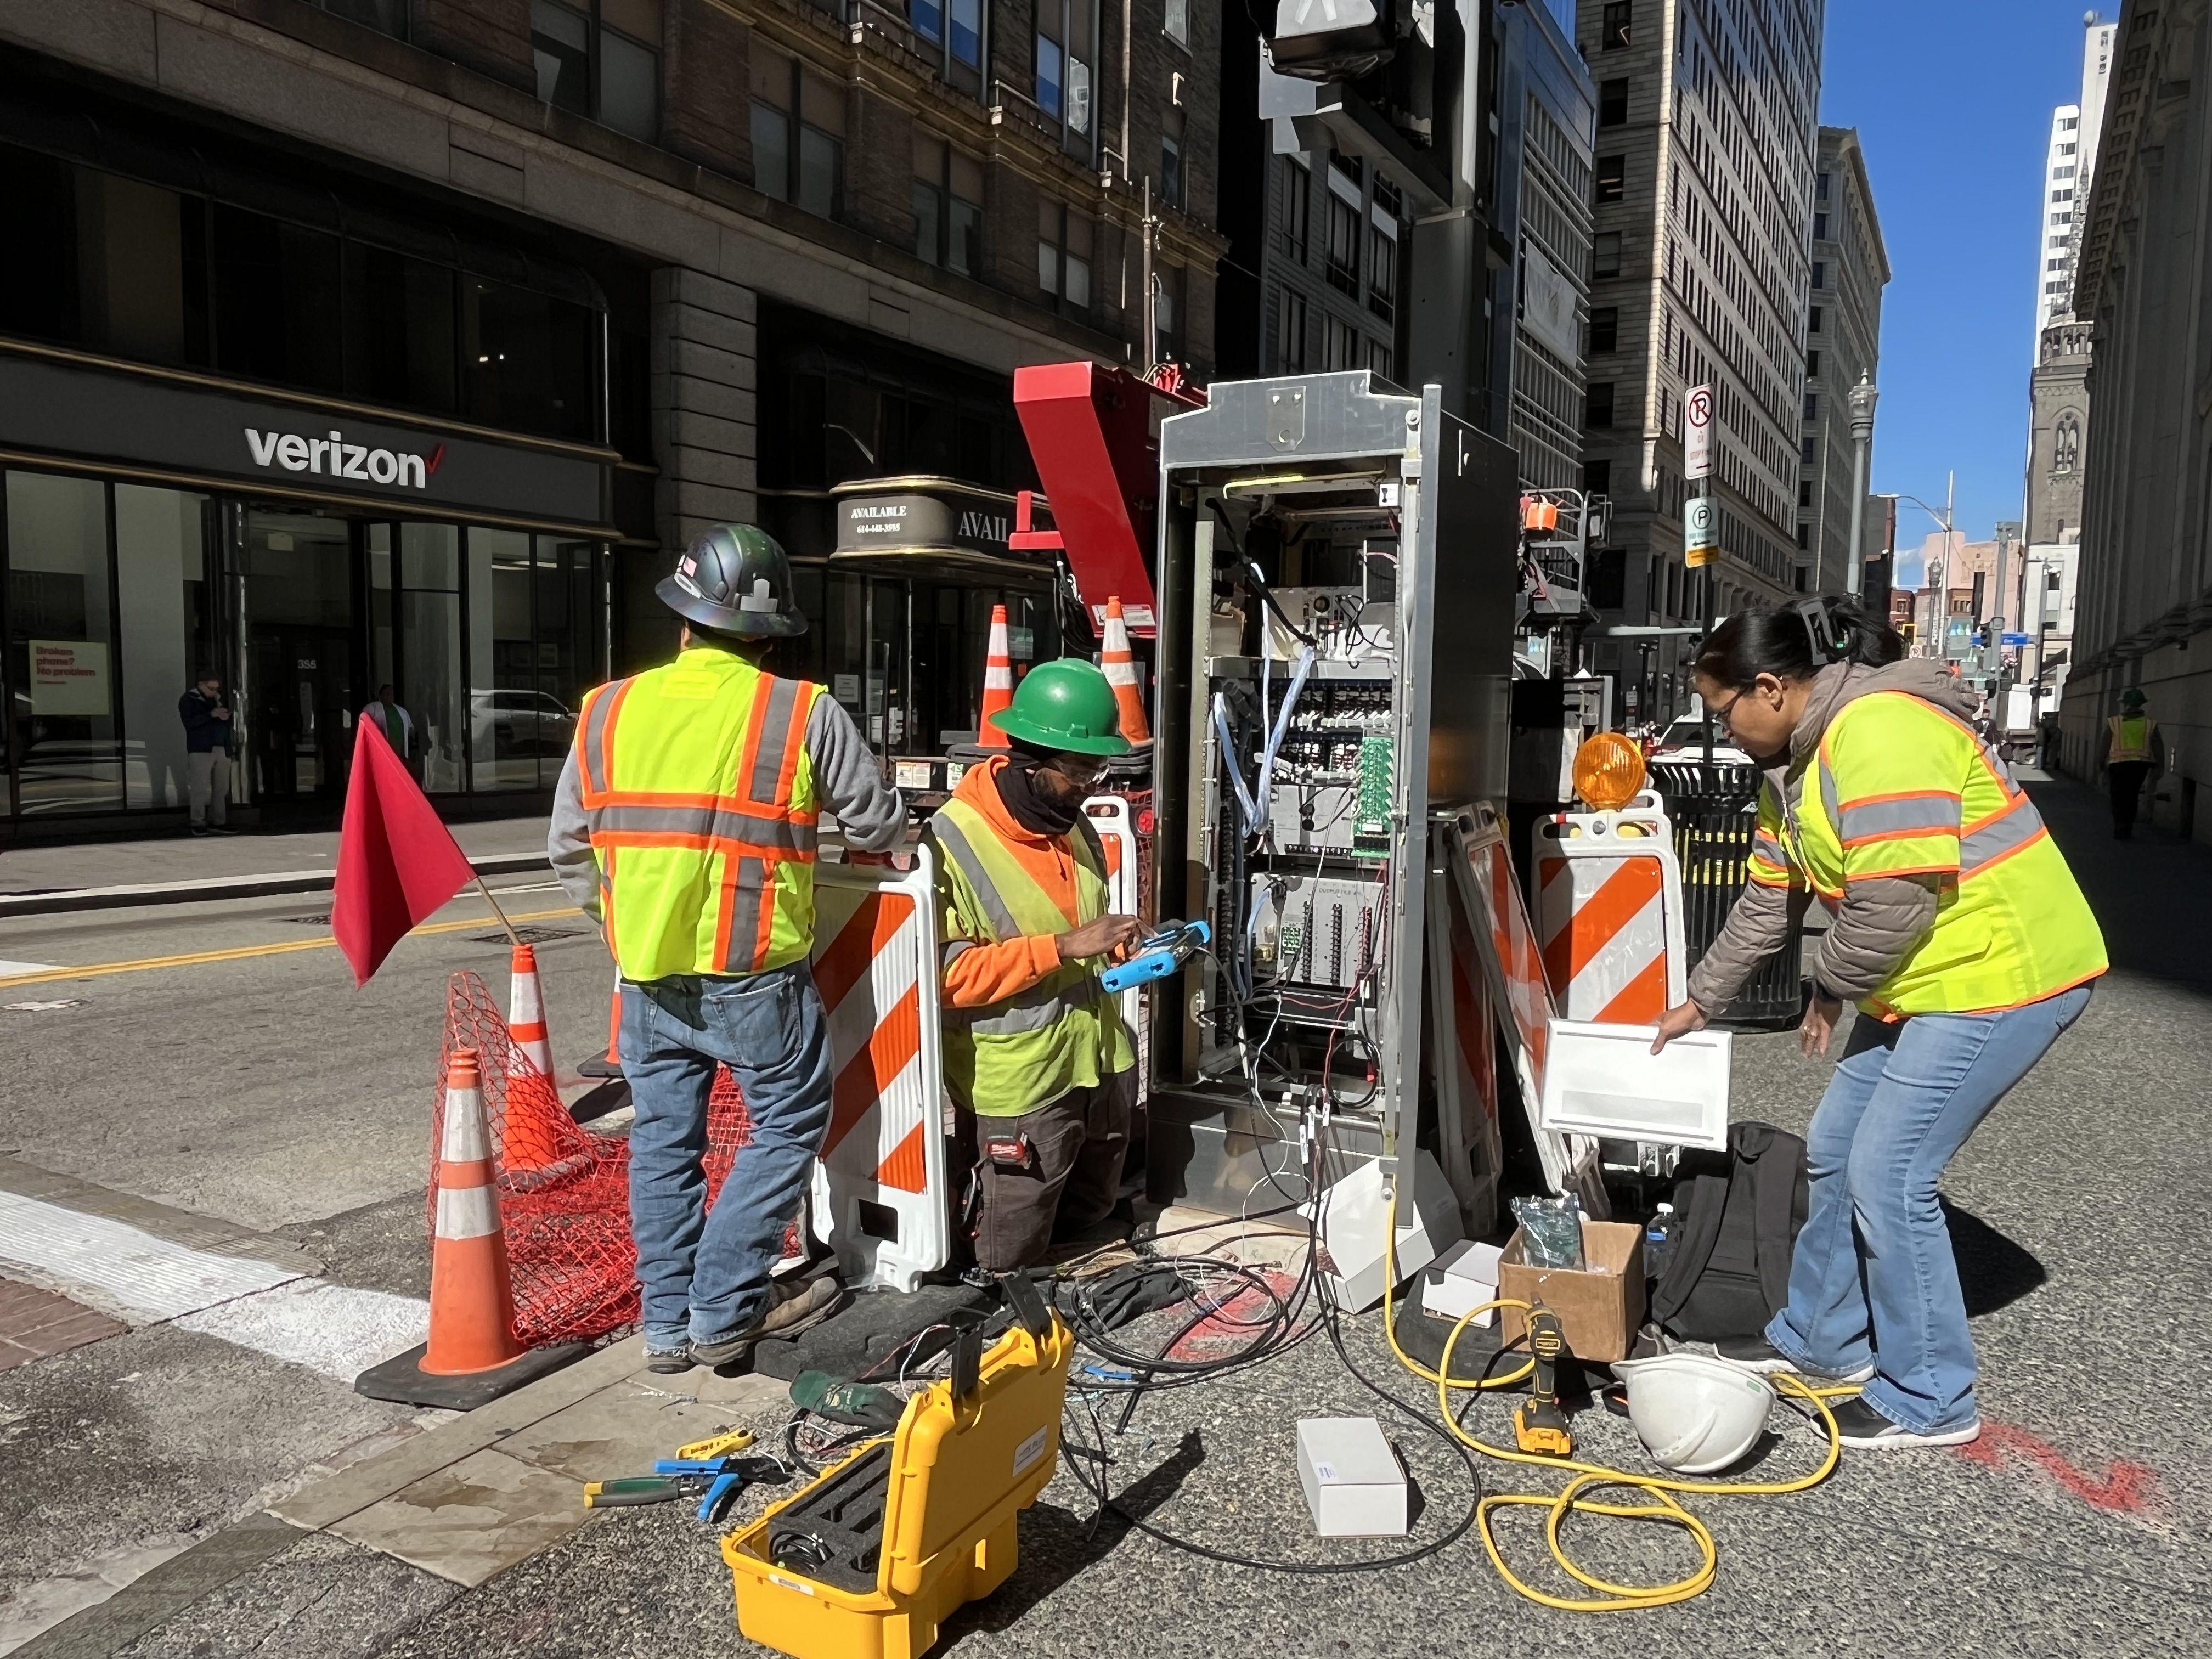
549, 524, 904, 1373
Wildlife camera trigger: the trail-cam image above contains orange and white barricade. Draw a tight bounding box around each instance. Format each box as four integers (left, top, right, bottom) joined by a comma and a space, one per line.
1529, 790, 1688, 1025
1444, 804, 1608, 1217
1083, 794, 1149, 1113
1425, 830, 1503, 1236
804, 848, 949, 1291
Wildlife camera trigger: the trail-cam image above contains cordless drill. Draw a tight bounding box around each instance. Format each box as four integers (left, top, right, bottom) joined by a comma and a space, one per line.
1513, 1305, 1575, 1458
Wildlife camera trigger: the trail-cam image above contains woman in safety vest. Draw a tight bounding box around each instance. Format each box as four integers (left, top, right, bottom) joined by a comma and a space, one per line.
1652, 596, 2106, 1450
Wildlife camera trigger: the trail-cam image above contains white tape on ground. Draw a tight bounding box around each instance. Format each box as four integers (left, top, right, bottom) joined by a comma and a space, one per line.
175, 1280, 430, 1382
0, 1193, 300, 1324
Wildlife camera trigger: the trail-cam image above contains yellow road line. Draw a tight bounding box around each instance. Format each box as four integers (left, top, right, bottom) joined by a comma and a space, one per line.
0, 906, 583, 989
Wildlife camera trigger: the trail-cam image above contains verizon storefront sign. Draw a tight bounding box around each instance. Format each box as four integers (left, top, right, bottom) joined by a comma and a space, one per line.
30, 639, 111, 715
0, 350, 611, 532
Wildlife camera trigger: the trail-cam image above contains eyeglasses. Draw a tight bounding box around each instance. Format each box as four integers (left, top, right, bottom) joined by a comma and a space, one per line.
1707, 691, 1748, 730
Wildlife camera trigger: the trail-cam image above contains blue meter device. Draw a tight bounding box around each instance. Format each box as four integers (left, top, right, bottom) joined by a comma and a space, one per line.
1099, 919, 1211, 993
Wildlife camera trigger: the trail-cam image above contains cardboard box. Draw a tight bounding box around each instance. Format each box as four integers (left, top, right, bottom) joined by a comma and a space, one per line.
1496, 1220, 1645, 1363
1295, 1417, 1408, 1538
1419, 1238, 1504, 1326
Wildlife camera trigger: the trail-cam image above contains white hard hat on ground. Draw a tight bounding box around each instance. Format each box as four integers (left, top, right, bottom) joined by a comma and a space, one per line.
1611, 1350, 1778, 1474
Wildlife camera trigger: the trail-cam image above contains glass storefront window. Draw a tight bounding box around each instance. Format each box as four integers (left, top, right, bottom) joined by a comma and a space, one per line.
241, 509, 355, 802
534, 535, 596, 785
467, 528, 541, 791
212, 205, 345, 395
7, 472, 120, 815
345, 245, 459, 414
399, 524, 466, 794
115, 485, 212, 809
462, 280, 596, 443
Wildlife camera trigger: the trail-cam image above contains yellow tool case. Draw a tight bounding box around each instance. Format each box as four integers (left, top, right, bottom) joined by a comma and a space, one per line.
722, 1285, 1075, 1659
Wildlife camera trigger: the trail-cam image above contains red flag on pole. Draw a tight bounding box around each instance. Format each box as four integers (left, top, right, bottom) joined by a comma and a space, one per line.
333, 718, 476, 986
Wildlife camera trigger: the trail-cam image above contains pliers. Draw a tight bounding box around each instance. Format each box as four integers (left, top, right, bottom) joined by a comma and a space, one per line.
653, 1454, 789, 1522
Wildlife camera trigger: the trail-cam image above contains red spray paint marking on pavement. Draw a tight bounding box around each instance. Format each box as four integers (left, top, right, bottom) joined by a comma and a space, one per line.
1166, 1269, 1302, 1363
1955, 1420, 2160, 1514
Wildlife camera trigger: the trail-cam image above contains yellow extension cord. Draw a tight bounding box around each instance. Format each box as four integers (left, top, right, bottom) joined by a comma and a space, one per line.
1376, 1198, 1855, 1611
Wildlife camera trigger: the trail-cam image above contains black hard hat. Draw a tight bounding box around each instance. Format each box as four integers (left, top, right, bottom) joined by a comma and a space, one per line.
656, 524, 809, 639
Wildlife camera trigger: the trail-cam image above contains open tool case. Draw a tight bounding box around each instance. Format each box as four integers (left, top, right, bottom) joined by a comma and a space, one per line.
723, 1277, 1074, 1659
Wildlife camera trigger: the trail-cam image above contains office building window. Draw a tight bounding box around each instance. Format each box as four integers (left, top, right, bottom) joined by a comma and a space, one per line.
309, 0, 408, 34
1282, 154, 1311, 262
1589, 306, 1618, 353
1595, 155, 1626, 204
1325, 162, 1362, 296
1154, 265, 1181, 363
1368, 178, 1400, 323
1160, 111, 1184, 209
1037, 200, 1093, 314
1808, 304, 1823, 334
213, 206, 343, 394
1806, 348, 1820, 377
1814, 212, 1829, 239
1164, 0, 1189, 45
1599, 78, 1629, 127
1370, 337, 1394, 383
1586, 381, 1616, 428
1601, 2, 1631, 49
1801, 434, 1816, 463
1277, 288, 1307, 371
1810, 260, 1826, 289
1817, 171, 1831, 202
1034, 0, 1100, 157
913, 137, 984, 276
1325, 315, 1361, 371
1804, 392, 1818, 420
752, 53, 843, 220
910, 0, 984, 67
1592, 232, 1622, 279
531, 0, 661, 143
1798, 479, 1813, 509
1583, 459, 1611, 498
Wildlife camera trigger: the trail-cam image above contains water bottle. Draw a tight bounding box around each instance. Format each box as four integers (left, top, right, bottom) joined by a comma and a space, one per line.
1643, 1203, 1677, 1277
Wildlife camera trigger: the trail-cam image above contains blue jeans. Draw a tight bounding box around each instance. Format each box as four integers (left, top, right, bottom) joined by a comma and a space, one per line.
1765, 983, 2093, 1433
620, 958, 833, 1350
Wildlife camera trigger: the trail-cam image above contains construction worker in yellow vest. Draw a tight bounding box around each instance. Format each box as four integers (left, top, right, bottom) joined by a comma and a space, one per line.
1653, 596, 2106, 1452
548, 526, 904, 1373
926, 659, 1142, 1272
2101, 686, 2164, 839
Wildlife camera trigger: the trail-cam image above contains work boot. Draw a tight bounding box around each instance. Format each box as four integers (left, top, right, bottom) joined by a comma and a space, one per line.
1712, 1333, 1873, 1384
644, 1345, 695, 1375
690, 1276, 845, 1368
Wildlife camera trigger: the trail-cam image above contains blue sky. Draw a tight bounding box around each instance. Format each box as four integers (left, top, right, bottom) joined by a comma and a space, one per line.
1820, 1, 2107, 551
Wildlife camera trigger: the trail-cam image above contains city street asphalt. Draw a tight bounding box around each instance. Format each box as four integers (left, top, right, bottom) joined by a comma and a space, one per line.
5, 774, 2210, 1657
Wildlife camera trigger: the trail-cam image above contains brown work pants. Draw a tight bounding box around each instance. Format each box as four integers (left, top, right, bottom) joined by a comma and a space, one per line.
961, 1070, 1134, 1272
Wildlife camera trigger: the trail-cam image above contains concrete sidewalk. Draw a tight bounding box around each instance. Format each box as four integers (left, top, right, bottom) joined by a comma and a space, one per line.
0, 819, 555, 912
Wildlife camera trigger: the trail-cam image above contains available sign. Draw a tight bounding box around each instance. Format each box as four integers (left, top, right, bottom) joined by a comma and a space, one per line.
1684, 383, 1713, 482
29, 639, 110, 716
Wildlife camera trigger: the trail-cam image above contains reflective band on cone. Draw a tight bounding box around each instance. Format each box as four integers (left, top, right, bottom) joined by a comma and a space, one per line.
1100, 594, 1150, 744
979, 604, 1013, 749
422, 1049, 528, 1376
503, 943, 578, 1178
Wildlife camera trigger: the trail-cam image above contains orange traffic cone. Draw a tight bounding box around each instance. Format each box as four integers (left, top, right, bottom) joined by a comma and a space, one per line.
1100, 595, 1150, 744
501, 943, 574, 1176
978, 604, 1013, 748
422, 1049, 526, 1376
577, 977, 623, 1079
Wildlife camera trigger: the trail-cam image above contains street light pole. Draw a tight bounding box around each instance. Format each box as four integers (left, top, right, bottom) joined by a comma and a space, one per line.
1845, 373, 1879, 596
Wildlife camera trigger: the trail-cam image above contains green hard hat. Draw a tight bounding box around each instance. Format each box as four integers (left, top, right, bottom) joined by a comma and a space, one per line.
992, 658, 1131, 757
2121, 687, 2147, 708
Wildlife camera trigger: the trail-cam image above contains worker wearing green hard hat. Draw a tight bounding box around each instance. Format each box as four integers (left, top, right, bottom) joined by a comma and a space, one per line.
924, 656, 1141, 1271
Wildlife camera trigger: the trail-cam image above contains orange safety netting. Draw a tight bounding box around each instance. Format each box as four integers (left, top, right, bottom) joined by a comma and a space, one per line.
428, 970, 753, 1345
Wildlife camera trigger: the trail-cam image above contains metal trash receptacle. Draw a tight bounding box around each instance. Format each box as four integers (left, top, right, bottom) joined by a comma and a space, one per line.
1649, 760, 1804, 1025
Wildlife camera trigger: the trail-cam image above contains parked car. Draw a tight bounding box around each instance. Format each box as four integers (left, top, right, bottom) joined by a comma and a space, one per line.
1647, 713, 1752, 767
470, 690, 577, 758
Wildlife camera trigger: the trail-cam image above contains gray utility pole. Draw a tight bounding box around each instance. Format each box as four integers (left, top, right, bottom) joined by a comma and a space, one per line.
1986, 521, 2019, 680
1846, 374, 1880, 595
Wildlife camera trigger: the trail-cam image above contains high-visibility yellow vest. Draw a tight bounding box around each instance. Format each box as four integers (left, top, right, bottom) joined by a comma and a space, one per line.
1764, 691, 2105, 1018
575, 647, 821, 979
929, 797, 1135, 1118
2107, 714, 2155, 763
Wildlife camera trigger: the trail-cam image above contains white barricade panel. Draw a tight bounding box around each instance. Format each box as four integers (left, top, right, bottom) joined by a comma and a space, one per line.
1446, 805, 1607, 1217
1530, 801, 1688, 1025
806, 850, 949, 1291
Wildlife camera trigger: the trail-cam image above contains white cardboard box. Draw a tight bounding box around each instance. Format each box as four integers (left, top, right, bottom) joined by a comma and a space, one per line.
1296, 1417, 1408, 1538
1419, 1238, 1504, 1326
1300, 1150, 1463, 1312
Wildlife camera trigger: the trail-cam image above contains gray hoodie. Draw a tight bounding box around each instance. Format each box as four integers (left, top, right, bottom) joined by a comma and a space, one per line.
547, 685, 904, 927
1684, 657, 1982, 1013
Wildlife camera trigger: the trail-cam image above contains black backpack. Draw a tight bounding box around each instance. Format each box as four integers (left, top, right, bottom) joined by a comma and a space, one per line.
1649, 1122, 1809, 1341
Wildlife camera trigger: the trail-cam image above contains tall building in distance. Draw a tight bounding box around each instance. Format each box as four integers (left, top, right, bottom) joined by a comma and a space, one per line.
1578, 0, 1826, 720
1799, 126, 1888, 595
2033, 16, 2118, 353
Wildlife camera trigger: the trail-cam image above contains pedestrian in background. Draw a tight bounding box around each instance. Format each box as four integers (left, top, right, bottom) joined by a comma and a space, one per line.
2101, 687, 2162, 839
548, 525, 904, 1374
177, 670, 235, 836
362, 684, 415, 770
1653, 596, 2105, 1451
